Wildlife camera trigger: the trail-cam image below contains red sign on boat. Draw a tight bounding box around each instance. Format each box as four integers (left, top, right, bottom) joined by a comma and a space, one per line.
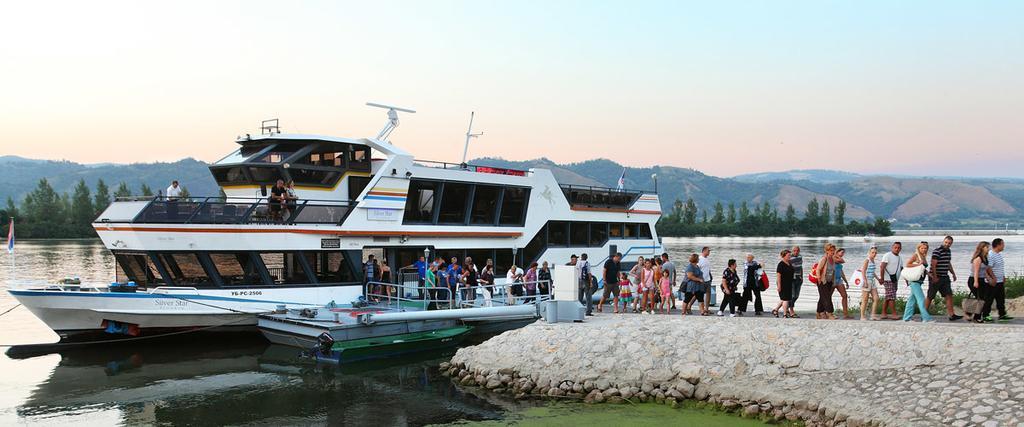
476, 166, 527, 176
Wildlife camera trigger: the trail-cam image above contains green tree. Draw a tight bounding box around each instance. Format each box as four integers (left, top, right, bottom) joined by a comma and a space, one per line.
140, 183, 154, 197
114, 182, 132, 199
821, 200, 831, 225
739, 201, 750, 221
70, 179, 94, 234
683, 198, 698, 225
711, 201, 725, 224
805, 198, 820, 223
784, 204, 797, 224
94, 179, 111, 214
835, 200, 846, 225
727, 202, 736, 224
22, 178, 65, 238
701, 209, 708, 224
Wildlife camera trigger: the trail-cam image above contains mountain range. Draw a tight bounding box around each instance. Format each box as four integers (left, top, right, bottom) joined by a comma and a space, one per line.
2, 155, 1022, 228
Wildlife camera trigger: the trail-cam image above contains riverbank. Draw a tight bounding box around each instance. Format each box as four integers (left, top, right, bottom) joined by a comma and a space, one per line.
442, 314, 1024, 426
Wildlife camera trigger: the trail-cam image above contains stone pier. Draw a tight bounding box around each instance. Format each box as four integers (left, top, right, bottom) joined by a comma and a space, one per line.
441, 315, 1024, 426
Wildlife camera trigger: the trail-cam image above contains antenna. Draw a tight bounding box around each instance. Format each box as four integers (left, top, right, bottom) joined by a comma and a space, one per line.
366, 102, 416, 141
461, 112, 483, 165
261, 119, 280, 135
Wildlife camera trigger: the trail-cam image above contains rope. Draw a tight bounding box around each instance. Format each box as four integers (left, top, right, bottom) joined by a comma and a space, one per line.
0, 304, 21, 318
0, 315, 254, 348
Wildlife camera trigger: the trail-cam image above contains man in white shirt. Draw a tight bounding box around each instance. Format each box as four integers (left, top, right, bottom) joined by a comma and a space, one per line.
697, 247, 712, 309
878, 242, 902, 320
165, 180, 183, 219
986, 238, 1013, 321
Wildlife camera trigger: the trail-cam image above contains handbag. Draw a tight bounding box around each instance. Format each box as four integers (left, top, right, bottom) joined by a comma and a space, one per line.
962, 298, 984, 315
900, 265, 925, 283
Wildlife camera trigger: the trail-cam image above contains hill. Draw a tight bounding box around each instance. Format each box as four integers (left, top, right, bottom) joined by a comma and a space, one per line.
2, 155, 1023, 228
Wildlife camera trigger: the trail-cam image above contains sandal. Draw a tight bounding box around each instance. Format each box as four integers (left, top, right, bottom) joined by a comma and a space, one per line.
772, 309, 779, 318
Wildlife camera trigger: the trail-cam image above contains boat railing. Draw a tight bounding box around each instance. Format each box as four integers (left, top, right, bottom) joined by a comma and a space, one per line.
364, 279, 552, 311
559, 184, 648, 210
414, 159, 532, 177
126, 196, 355, 225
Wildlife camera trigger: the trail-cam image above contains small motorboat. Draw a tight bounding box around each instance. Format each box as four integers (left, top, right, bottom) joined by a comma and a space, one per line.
306, 325, 473, 364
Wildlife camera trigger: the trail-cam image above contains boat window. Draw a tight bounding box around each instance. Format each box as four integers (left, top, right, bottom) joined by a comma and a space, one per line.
304, 251, 358, 283
211, 166, 250, 185
349, 146, 371, 171
522, 224, 546, 266
570, 222, 589, 246
288, 168, 341, 187
248, 166, 284, 184
494, 248, 514, 277
624, 223, 639, 238
403, 180, 440, 224
252, 143, 304, 164
259, 252, 312, 285
159, 253, 216, 287
469, 185, 501, 225
590, 222, 608, 247
547, 221, 568, 247
498, 187, 529, 226
296, 145, 346, 168
639, 223, 652, 239
348, 176, 371, 200
609, 222, 623, 238
114, 253, 163, 287
438, 182, 472, 224
208, 253, 266, 286
465, 249, 492, 274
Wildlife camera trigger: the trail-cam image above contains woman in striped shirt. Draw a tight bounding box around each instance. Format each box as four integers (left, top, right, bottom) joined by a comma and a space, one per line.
859, 246, 881, 321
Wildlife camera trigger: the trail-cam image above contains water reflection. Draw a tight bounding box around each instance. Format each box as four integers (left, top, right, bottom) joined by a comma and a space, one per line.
13, 335, 511, 426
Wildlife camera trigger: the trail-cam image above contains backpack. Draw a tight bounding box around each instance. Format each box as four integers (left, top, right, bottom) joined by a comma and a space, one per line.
808, 262, 820, 284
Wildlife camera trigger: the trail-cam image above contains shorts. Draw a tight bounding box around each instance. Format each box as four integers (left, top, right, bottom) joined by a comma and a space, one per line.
863, 277, 878, 291
882, 281, 897, 301
660, 284, 672, 298
602, 282, 620, 299
685, 292, 704, 303
927, 276, 952, 299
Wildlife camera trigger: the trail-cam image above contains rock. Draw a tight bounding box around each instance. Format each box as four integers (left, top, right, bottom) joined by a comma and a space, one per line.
694, 383, 709, 401
605, 388, 620, 397
439, 362, 451, 371
595, 379, 611, 390
667, 397, 679, 408
780, 355, 802, 369
674, 381, 695, 398
498, 368, 514, 376
972, 405, 993, 414
485, 378, 503, 389
548, 388, 565, 397
677, 363, 702, 384
743, 405, 760, 417
594, 392, 606, 403
641, 383, 655, 394
802, 356, 823, 371
607, 396, 625, 404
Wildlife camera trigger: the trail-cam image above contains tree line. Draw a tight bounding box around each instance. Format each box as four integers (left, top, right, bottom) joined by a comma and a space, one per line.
657, 197, 893, 237
0, 178, 189, 239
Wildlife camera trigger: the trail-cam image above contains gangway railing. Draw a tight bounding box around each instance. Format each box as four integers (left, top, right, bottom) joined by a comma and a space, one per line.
364, 279, 552, 311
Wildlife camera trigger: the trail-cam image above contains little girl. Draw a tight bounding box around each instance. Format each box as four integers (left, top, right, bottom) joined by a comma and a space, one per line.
658, 269, 672, 314
617, 272, 632, 313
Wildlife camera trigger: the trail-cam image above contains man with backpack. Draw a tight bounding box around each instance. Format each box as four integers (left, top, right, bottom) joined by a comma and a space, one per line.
739, 254, 764, 315
577, 253, 594, 316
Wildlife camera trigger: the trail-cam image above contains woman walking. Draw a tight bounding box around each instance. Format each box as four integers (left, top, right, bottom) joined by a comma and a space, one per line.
968, 241, 996, 323
772, 249, 795, 318
630, 256, 645, 313
815, 243, 838, 319
903, 242, 933, 323
682, 254, 704, 316
717, 259, 741, 317
859, 247, 881, 320
640, 258, 656, 314
834, 248, 852, 319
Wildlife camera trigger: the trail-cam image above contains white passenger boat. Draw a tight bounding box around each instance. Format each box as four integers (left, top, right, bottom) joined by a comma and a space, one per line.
7, 106, 662, 341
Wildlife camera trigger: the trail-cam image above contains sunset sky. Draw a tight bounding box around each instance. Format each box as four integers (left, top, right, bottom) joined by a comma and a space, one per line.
1, 1, 1022, 177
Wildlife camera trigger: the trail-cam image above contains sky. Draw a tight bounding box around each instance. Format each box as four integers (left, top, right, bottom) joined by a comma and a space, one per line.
1, 0, 1022, 178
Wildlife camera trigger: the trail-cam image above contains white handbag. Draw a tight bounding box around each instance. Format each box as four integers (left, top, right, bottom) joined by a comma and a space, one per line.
900, 265, 925, 283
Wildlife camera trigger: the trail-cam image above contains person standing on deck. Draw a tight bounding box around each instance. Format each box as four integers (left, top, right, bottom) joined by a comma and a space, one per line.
697, 247, 712, 313
788, 246, 803, 318
878, 242, 903, 320
447, 257, 463, 305
986, 238, 1013, 322
537, 261, 552, 298
926, 236, 963, 321
165, 180, 183, 219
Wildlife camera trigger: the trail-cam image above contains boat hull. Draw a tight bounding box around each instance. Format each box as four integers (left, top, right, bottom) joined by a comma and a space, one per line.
8, 285, 362, 340
311, 326, 473, 363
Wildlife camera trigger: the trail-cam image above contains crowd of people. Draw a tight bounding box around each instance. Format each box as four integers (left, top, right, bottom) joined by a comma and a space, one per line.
362, 236, 1015, 323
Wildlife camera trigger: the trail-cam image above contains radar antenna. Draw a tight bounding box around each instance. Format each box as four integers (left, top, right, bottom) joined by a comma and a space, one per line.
366, 102, 416, 141
460, 112, 483, 166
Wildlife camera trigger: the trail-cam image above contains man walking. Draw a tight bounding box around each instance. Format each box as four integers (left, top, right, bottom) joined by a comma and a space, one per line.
739, 254, 764, 315
697, 247, 712, 312
986, 238, 1014, 322
577, 253, 594, 316
598, 253, 622, 313
789, 246, 803, 317
926, 236, 963, 321
878, 242, 902, 320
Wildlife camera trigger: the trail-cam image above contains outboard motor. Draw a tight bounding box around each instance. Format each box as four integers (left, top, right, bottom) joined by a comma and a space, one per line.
315, 332, 334, 356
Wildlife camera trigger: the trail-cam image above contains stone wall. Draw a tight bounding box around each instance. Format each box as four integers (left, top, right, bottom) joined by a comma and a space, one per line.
442, 316, 1024, 426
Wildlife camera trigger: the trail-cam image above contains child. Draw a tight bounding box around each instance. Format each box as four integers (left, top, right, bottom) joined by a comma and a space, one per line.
617, 272, 632, 314
658, 269, 672, 314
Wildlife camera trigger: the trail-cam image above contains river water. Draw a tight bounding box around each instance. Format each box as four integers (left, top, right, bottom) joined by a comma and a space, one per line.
2, 236, 1020, 425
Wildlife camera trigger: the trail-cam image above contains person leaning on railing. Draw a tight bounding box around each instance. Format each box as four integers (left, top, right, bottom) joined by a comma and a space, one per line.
537, 261, 552, 297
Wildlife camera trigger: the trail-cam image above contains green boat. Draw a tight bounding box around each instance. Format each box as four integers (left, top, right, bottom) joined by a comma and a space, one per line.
308, 325, 473, 364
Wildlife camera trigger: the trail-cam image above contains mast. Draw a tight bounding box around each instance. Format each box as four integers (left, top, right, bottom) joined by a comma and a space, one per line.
460, 112, 483, 166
